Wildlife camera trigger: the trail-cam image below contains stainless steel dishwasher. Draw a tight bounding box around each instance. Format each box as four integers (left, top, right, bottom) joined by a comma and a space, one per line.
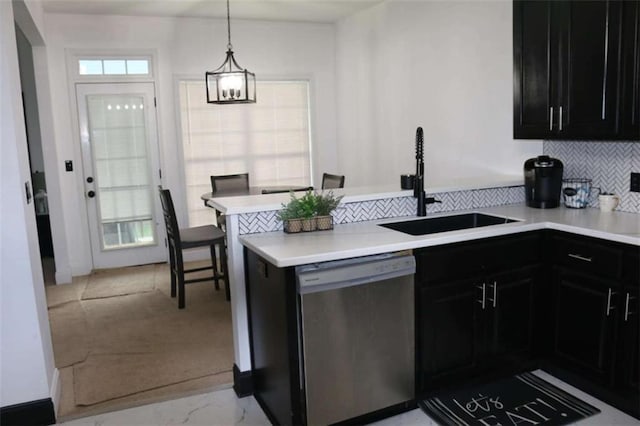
296, 252, 415, 425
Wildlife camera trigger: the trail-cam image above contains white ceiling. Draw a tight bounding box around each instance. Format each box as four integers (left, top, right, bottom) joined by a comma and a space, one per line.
41, 0, 385, 23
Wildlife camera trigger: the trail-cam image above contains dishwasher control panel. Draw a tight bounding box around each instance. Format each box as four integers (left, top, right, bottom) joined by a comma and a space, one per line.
296, 254, 416, 294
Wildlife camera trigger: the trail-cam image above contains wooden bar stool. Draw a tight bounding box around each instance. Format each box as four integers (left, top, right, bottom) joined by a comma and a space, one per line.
158, 187, 228, 308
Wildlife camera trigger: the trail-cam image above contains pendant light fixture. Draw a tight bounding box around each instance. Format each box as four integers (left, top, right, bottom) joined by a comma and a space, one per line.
205, 0, 256, 104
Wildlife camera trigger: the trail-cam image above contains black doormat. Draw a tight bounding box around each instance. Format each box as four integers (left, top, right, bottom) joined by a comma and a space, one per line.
419, 372, 600, 426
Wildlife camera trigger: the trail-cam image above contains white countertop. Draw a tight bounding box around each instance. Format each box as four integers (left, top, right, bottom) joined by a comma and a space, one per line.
206, 176, 523, 215
239, 204, 640, 267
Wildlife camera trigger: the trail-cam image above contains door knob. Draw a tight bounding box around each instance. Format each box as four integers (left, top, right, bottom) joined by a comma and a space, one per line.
87, 190, 96, 198
87, 176, 94, 183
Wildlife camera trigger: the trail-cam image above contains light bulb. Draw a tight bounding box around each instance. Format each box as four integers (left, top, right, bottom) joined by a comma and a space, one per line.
220, 75, 243, 99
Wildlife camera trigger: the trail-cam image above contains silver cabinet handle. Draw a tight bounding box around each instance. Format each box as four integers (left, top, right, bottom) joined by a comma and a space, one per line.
568, 253, 592, 262
487, 281, 497, 308
559, 106, 563, 131
549, 107, 554, 131
606, 288, 617, 317
625, 293, 636, 322
476, 283, 486, 310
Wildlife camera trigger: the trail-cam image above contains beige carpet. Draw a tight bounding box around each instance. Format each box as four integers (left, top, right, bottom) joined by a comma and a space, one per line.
46, 262, 234, 419
80, 264, 157, 299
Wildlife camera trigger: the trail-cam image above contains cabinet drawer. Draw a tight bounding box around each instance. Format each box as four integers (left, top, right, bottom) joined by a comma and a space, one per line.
478, 232, 540, 271
551, 234, 624, 280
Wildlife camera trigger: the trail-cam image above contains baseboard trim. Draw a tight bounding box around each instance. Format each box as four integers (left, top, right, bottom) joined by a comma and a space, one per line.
0, 398, 56, 426
233, 364, 253, 397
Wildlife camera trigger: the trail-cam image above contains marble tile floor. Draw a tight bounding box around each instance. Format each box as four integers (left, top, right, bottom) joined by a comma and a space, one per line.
58, 370, 639, 425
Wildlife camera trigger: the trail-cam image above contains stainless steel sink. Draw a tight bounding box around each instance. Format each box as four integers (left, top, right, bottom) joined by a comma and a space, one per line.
378, 213, 519, 236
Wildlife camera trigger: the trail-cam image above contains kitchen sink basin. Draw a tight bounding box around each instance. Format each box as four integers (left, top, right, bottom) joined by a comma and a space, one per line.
378, 213, 519, 236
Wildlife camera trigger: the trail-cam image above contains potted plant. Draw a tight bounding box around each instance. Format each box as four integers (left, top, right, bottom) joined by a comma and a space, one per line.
297, 190, 319, 231
276, 190, 343, 233
276, 195, 304, 233
315, 191, 343, 230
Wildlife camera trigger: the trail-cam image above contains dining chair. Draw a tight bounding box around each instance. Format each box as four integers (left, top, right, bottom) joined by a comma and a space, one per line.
210, 173, 250, 231
158, 186, 229, 308
321, 173, 345, 189
210, 173, 250, 195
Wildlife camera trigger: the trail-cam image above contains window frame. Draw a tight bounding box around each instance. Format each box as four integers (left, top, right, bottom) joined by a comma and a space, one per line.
67, 50, 156, 83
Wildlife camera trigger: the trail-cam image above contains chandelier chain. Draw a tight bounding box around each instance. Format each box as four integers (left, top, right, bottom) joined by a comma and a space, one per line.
226, 0, 232, 50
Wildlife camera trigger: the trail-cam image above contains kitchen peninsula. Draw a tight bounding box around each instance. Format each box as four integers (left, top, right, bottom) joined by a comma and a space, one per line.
238, 200, 639, 424
206, 180, 639, 406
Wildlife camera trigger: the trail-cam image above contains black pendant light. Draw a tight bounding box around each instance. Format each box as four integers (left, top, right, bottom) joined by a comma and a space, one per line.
205, 0, 256, 104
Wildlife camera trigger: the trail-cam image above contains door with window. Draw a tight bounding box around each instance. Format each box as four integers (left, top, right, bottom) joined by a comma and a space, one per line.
76, 82, 164, 268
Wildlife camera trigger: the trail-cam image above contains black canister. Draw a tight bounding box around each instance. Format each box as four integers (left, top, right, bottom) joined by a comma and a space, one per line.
400, 174, 415, 190
524, 155, 564, 208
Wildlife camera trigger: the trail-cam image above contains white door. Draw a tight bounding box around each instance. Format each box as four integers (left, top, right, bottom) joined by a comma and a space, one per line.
76, 82, 165, 269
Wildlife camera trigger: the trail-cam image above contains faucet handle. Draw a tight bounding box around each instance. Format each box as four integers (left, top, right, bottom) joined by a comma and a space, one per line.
425, 197, 441, 205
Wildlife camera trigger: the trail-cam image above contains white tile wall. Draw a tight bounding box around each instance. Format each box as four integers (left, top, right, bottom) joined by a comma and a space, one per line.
544, 141, 640, 213
237, 186, 525, 235
238, 141, 640, 235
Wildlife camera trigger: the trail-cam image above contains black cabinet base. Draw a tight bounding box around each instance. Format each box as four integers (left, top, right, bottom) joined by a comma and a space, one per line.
233, 364, 253, 398
0, 398, 55, 426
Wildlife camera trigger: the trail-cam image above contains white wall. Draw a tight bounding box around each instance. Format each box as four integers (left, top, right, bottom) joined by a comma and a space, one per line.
1, 0, 57, 408
42, 1, 544, 278
335, 0, 542, 187
43, 12, 337, 276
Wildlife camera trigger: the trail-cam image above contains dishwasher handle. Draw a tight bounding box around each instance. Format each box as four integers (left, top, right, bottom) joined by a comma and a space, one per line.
297, 255, 415, 295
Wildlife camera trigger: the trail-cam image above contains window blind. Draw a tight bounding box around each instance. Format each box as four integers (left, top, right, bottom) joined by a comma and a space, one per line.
179, 80, 312, 226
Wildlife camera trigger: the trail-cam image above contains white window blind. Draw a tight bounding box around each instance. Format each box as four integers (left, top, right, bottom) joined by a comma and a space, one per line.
87, 94, 155, 248
179, 80, 312, 227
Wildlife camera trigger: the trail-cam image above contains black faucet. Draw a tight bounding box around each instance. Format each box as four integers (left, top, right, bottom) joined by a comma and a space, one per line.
414, 127, 440, 216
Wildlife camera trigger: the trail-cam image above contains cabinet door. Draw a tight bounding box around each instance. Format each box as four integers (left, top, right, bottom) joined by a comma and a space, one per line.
559, 1, 622, 138
618, 285, 639, 398
486, 267, 537, 366
418, 278, 484, 392
553, 268, 618, 386
514, 0, 625, 139
619, 0, 640, 139
513, 0, 555, 138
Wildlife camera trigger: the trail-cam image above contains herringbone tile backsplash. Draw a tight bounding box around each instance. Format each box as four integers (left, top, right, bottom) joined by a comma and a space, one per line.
236, 141, 638, 234
238, 186, 525, 234
544, 141, 640, 213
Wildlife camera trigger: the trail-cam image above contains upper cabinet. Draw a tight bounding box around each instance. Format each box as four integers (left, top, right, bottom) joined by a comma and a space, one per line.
619, 0, 640, 138
513, 0, 640, 141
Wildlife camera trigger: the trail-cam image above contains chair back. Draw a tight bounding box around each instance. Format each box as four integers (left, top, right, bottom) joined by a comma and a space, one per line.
158, 186, 181, 246
210, 173, 250, 195
321, 173, 345, 189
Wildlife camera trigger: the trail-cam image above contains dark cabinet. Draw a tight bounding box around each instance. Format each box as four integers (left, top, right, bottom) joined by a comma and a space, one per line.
514, 0, 639, 140
616, 248, 640, 411
245, 249, 303, 426
486, 267, 538, 366
416, 233, 542, 393
618, 283, 639, 396
549, 232, 640, 418
419, 277, 482, 389
619, 0, 640, 138
552, 268, 618, 385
